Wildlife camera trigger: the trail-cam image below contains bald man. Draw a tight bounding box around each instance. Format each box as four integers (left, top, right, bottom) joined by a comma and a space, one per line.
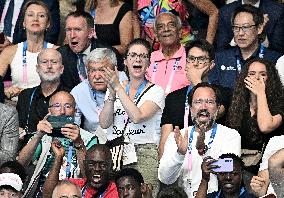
17, 91, 98, 197
17, 48, 70, 144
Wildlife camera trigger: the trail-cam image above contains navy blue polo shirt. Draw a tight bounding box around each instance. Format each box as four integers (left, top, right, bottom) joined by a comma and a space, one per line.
208, 45, 281, 88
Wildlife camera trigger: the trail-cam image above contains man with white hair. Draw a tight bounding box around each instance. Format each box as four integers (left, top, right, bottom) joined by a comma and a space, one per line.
52, 180, 82, 198
71, 48, 127, 142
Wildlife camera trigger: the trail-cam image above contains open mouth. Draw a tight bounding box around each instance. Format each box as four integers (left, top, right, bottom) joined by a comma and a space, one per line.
133, 65, 142, 69
71, 41, 79, 46
92, 174, 102, 183
224, 183, 233, 188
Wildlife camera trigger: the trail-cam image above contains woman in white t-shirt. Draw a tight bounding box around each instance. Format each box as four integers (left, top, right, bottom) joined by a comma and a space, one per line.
99, 38, 165, 196
0, 1, 56, 101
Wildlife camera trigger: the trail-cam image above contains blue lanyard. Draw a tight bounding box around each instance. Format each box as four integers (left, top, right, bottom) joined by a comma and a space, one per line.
65, 143, 73, 178
183, 85, 192, 128
236, 44, 265, 74
125, 79, 147, 100
187, 123, 217, 154
24, 87, 38, 132
216, 187, 245, 198
23, 40, 48, 55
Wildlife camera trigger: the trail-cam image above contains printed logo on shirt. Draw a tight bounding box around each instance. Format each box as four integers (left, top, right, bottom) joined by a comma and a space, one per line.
221, 65, 236, 71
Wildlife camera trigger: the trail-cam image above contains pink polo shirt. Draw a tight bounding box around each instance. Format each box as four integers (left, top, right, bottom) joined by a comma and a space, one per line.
146, 46, 190, 94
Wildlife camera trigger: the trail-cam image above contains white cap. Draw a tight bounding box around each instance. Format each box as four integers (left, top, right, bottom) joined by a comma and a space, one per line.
0, 173, 23, 191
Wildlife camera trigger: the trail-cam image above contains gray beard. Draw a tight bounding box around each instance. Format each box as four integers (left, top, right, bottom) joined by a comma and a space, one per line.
191, 110, 218, 132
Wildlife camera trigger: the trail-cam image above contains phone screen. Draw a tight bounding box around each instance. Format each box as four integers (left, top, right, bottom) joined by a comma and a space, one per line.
212, 158, 234, 172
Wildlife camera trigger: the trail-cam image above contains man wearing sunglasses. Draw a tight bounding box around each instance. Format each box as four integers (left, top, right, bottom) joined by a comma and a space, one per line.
17, 91, 97, 197
209, 4, 281, 89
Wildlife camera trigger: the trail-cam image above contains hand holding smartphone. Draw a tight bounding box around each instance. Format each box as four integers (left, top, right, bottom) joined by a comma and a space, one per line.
212, 158, 234, 173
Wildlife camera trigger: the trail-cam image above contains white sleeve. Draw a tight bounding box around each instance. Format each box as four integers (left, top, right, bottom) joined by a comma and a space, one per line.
158, 132, 185, 184
259, 136, 284, 171
71, 88, 82, 126
141, 85, 165, 110
221, 129, 241, 157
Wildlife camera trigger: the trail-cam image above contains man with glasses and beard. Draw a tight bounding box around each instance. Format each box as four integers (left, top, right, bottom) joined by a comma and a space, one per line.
158, 82, 241, 198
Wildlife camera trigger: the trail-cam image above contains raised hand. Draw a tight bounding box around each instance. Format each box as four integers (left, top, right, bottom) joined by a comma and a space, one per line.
250, 175, 268, 197
51, 138, 65, 158
186, 63, 210, 86
201, 156, 218, 182
101, 67, 121, 92
174, 126, 189, 155
61, 123, 81, 142
37, 113, 52, 135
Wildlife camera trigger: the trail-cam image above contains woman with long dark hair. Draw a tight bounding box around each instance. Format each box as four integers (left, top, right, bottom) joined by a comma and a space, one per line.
227, 58, 284, 175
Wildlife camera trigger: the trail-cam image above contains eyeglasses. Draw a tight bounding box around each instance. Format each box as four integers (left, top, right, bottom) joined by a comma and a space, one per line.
126, 52, 149, 61
49, 103, 74, 111
84, 160, 109, 170
232, 24, 257, 33
192, 99, 216, 107
186, 56, 210, 64
39, 59, 60, 66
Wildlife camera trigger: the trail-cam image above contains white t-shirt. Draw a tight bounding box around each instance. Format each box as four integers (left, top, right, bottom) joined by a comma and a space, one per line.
106, 84, 165, 144
275, 55, 284, 85
158, 124, 241, 198
259, 135, 284, 195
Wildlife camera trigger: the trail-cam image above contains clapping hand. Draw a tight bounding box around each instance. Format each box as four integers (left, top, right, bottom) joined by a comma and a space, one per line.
101, 67, 120, 93
174, 126, 189, 155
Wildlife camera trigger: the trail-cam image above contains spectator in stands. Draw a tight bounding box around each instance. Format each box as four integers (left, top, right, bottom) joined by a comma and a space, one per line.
99, 38, 165, 196
159, 39, 232, 159
158, 82, 241, 197
250, 135, 284, 197
0, 103, 18, 167
115, 168, 153, 198
0, 0, 59, 50
58, 11, 120, 90
71, 48, 127, 143
17, 91, 98, 197
52, 180, 82, 198
268, 147, 284, 197
17, 48, 69, 146
215, 0, 284, 54
85, 0, 133, 54
196, 153, 257, 198
209, 4, 281, 89
0, 173, 23, 198
0, 1, 56, 101
227, 58, 284, 176
146, 12, 189, 94
43, 144, 119, 198
0, 161, 26, 184
138, 0, 219, 48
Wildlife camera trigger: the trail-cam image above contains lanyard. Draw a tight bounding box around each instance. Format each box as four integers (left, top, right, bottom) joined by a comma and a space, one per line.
24, 87, 38, 133
65, 143, 73, 178
22, 41, 48, 85
183, 85, 193, 129
187, 123, 218, 155
216, 187, 245, 198
151, 57, 180, 94
125, 79, 147, 100
236, 44, 265, 74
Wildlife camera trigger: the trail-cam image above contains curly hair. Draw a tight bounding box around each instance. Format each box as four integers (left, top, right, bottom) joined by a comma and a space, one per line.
227, 58, 284, 130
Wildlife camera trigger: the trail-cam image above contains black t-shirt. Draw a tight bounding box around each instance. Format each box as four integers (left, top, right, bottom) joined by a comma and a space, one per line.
161, 84, 232, 128
16, 83, 70, 133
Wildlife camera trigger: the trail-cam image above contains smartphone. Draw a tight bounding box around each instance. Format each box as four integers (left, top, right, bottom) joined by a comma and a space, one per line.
0, 32, 4, 44
47, 115, 75, 138
212, 158, 234, 173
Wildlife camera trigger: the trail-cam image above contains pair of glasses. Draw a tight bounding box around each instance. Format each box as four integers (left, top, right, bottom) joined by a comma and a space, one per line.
49, 103, 74, 111
232, 24, 257, 33
39, 59, 60, 66
186, 56, 210, 64
127, 52, 149, 61
192, 99, 216, 107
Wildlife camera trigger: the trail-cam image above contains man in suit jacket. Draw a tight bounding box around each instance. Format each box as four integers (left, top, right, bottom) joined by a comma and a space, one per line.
0, 0, 60, 45
0, 103, 18, 166
57, 11, 121, 90
215, 0, 284, 54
